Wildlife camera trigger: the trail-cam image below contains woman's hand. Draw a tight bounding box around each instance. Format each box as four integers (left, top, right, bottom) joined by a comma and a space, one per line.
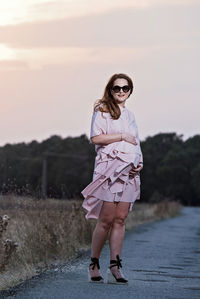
122, 133, 137, 145
129, 163, 143, 176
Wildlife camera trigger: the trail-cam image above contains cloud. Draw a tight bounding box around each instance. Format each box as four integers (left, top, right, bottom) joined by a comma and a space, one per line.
0, 60, 29, 70
0, 2, 199, 145
0, 5, 199, 49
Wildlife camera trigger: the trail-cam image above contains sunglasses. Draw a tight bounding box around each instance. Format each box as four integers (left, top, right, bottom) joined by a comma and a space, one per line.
111, 85, 131, 93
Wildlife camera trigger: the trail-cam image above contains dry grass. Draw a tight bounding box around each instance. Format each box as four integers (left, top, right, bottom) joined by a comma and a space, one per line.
0, 195, 181, 291
125, 200, 181, 231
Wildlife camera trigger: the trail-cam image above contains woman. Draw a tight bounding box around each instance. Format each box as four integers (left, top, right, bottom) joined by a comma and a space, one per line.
81, 73, 143, 284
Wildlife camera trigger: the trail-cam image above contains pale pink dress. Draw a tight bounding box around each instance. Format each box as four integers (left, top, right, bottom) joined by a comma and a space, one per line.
81, 105, 143, 219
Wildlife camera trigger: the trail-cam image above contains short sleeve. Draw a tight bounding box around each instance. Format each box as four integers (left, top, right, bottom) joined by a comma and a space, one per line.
128, 111, 140, 140
128, 110, 143, 164
90, 110, 107, 139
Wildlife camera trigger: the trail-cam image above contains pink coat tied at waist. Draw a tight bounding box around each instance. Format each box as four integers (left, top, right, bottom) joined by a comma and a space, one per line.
81, 106, 143, 219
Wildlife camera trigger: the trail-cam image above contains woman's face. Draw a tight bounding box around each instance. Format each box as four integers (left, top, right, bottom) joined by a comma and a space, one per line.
111, 78, 131, 106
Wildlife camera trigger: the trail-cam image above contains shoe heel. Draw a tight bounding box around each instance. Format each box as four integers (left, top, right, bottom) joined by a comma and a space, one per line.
105, 268, 117, 284
88, 268, 92, 282
105, 268, 128, 285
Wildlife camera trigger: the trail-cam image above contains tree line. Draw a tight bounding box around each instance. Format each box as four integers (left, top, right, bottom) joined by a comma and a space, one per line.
0, 132, 199, 206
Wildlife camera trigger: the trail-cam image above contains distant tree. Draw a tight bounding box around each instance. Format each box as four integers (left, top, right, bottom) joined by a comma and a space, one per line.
0, 132, 199, 205
140, 133, 183, 201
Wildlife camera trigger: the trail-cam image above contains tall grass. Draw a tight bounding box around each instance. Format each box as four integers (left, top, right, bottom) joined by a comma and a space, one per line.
0, 195, 181, 291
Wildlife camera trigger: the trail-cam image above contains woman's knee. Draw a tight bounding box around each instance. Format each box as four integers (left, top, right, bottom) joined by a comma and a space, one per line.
113, 202, 130, 226
98, 201, 116, 231
113, 215, 126, 226
99, 217, 114, 231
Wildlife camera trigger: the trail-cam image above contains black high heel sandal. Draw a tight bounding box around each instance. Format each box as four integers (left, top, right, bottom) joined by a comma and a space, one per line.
88, 257, 103, 283
105, 254, 128, 284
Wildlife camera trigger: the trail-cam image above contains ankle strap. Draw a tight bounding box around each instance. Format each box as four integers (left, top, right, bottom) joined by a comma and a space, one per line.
110, 254, 122, 269
90, 257, 100, 270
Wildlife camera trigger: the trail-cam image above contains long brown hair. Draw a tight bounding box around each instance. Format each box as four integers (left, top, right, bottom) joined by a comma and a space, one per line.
94, 73, 134, 119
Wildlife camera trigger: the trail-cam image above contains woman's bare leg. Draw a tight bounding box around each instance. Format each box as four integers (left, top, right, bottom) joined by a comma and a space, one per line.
89, 201, 116, 277
108, 202, 130, 278
109, 202, 130, 259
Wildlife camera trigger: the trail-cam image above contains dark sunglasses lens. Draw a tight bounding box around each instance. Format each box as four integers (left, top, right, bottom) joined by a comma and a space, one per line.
112, 86, 121, 93
123, 85, 130, 93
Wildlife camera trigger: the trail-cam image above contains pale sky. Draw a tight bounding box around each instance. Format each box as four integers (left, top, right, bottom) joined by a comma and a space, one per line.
0, 0, 199, 146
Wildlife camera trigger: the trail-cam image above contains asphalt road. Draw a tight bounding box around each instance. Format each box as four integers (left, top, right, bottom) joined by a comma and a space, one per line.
1, 207, 200, 299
